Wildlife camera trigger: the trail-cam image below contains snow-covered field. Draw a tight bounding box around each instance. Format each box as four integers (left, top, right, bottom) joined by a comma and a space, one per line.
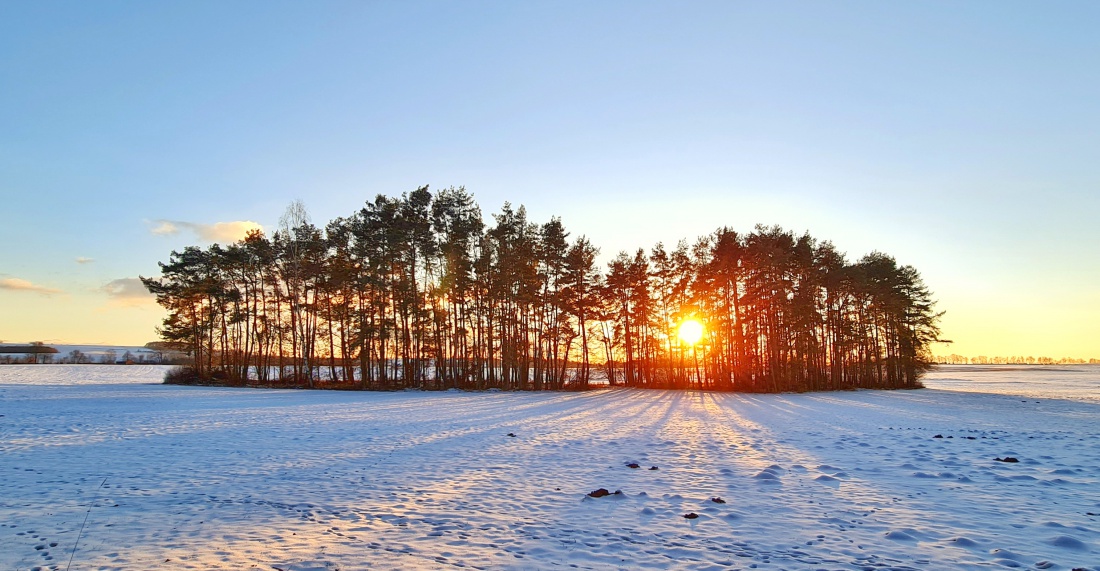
0, 364, 173, 386
923, 364, 1100, 403
1, 366, 1098, 570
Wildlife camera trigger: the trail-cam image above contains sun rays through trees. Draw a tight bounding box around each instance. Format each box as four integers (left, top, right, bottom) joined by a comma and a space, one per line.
142, 188, 942, 391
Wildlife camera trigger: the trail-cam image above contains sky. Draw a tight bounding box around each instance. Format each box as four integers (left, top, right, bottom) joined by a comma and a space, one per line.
1, 1, 1097, 358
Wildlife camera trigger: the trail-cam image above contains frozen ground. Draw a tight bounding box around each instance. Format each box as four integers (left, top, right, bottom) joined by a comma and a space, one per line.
1, 366, 1098, 570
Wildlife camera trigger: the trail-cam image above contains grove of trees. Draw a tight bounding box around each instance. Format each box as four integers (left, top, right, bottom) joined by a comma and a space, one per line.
142, 187, 943, 392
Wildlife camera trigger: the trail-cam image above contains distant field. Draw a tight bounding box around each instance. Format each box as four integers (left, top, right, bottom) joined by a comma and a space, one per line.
923, 363, 1100, 402
0, 364, 171, 385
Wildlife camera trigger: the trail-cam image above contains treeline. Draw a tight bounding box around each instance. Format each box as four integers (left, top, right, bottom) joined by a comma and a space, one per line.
935, 355, 1099, 365
142, 187, 942, 392
0, 351, 174, 365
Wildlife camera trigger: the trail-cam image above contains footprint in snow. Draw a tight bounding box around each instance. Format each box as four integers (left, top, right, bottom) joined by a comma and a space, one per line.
884, 528, 926, 542
1046, 535, 1088, 550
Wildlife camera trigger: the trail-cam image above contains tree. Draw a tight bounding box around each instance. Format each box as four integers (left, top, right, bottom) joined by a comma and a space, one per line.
562, 236, 600, 387
276, 199, 315, 386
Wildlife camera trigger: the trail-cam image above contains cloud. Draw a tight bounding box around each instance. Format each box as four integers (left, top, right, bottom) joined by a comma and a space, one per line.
151, 220, 179, 235
76, 257, 95, 264
102, 278, 156, 307
0, 277, 62, 295
150, 219, 263, 243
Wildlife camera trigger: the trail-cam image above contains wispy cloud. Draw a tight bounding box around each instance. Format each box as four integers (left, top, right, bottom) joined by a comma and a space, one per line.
76, 257, 95, 264
150, 219, 263, 243
0, 277, 62, 295
102, 278, 156, 307
151, 220, 179, 235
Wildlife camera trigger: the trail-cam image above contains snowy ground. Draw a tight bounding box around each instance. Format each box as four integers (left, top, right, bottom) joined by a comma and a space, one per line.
1, 366, 1098, 570
922, 364, 1100, 403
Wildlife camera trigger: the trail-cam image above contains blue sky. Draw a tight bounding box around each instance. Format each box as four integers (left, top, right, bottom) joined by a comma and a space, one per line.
2, 1, 1098, 357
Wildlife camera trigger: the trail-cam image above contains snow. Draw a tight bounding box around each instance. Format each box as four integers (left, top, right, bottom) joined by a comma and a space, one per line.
923, 364, 1100, 403
1, 366, 1098, 570
0, 364, 172, 385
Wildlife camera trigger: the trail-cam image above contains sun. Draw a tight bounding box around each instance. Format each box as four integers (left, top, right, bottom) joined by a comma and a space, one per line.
678, 318, 704, 345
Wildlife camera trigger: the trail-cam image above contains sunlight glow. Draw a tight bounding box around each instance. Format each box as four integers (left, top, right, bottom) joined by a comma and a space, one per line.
678, 319, 704, 346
